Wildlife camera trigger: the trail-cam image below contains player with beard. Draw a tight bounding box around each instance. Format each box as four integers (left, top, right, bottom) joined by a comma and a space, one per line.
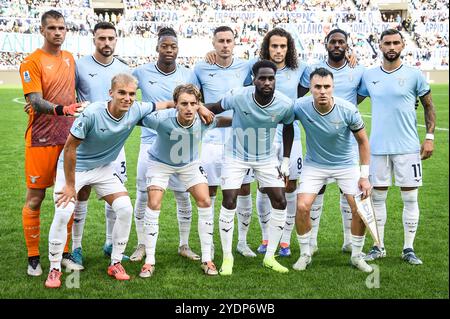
71, 22, 131, 266
358, 29, 436, 265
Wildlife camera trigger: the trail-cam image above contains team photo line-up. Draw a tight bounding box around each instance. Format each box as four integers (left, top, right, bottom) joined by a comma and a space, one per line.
19, 10, 436, 288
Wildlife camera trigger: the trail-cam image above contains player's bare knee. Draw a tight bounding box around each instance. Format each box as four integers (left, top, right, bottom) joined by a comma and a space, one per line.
26, 193, 45, 210
222, 197, 237, 210
271, 196, 286, 210
196, 197, 211, 208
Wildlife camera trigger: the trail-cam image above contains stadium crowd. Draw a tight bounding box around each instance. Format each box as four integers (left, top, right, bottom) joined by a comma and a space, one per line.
0, 0, 448, 70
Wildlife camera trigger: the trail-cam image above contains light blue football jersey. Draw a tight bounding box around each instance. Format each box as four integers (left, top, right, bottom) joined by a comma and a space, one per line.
247, 57, 310, 142
142, 108, 216, 167
194, 58, 251, 144
132, 62, 199, 144
358, 64, 430, 155
310, 61, 365, 106
221, 86, 294, 162
294, 96, 365, 168
75, 56, 131, 102
69, 101, 155, 171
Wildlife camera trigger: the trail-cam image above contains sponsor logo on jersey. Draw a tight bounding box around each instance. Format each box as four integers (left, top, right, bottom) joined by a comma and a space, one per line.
23, 70, 31, 83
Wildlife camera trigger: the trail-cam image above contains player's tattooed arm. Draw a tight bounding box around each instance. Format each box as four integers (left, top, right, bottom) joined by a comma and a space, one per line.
26, 92, 57, 114
420, 92, 436, 135
419, 92, 436, 160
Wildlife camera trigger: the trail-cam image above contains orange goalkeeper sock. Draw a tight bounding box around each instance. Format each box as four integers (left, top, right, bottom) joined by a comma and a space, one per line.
64, 213, 74, 253
22, 206, 40, 257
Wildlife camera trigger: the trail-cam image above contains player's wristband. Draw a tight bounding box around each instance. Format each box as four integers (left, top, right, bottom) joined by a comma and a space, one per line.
53, 105, 64, 116
360, 165, 370, 179
425, 133, 434, 141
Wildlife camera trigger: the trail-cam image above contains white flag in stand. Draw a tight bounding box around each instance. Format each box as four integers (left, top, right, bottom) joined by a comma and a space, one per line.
354, 194, 380, 246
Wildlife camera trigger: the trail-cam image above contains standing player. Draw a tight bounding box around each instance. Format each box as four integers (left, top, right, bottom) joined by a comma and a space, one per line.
139, 84, 226, 278
19, 10, 85, 276
206, 60, 295, 275
292, 68, 372, 273
307, 29, 366, 255
359, 29, 436, 265
130, 27, 201, 262
71, 21, 131, 266
195, 26, 255, 258
250, 28, 309, 257
44, 73, 181, 288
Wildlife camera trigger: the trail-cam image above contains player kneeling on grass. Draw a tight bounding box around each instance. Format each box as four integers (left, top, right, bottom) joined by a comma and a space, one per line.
138, 84, 226, 278
291, 67, 373, 273
44, 74, 211, 288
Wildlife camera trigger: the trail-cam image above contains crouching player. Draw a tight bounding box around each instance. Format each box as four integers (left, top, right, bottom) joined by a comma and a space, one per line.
44, 74, 210, 288
139, 84, 228, 278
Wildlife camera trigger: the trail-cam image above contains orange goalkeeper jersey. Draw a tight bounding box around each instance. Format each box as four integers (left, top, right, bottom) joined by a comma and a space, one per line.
19, 49, 76, 147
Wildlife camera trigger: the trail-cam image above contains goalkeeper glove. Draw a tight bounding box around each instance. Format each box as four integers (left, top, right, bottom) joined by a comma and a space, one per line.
53, 102, 89, 117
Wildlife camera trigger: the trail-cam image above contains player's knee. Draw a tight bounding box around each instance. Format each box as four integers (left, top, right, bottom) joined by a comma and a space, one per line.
26, 195, 45, 210
271, 194, 286, 210
297, 200, 310, 217
54, 203, 75, 229
222, 197, 237, 210
196, 197, 211, 208
112, 196, 133, 223
372, 189, 388, 202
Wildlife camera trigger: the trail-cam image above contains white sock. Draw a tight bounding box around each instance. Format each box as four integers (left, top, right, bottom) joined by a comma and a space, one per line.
198, 206, 213, 262
72, 201, 88, 250
280, 191, 296, 246
210, 195, 216, 235
297, 230, 311, 256
351, 234, 366, 257
372, 189, 388, 248
105, 202, 116, 246
174, 191, 192, 247
111, 196, 133, 265
256, 190, 270, 242
309, 194, 324, 248
266, 208, 286, 258
49, 201, 75, 271
134, 190, 147, 245
340, 193, 352, 247
143, 207, 160, 265
401, 189, 420, 250
219, 206, 235, 259
236, 194, 252, 245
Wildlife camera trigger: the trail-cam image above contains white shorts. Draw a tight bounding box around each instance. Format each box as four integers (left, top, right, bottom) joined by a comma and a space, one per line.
297, 164, 360, 195
201, 142, 254, 186
112, 147, 127, 184
274, 139, 303, 180
221, 157, 284, 190
146, 160, 208, 191
54, 164, 127, 200
370, 153, 423, 187
137, 143, 187, 192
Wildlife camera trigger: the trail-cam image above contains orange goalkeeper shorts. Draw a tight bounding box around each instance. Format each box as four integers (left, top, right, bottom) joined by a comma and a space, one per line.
25, 145, 64, 189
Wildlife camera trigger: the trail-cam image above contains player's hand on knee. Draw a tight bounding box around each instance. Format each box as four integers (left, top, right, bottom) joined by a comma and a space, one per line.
420, 139, 434, 160
53, 101, 89, 117
358, 178, 371, 199
55, 185, 76, 208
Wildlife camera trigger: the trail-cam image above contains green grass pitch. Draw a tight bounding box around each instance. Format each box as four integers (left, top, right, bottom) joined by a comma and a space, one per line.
0, 85, 447, 299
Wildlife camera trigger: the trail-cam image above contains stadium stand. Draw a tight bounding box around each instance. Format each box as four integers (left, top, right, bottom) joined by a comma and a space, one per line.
0, 0, 448, 70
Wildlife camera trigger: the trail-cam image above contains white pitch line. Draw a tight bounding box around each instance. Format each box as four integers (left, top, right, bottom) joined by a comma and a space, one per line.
361, 113, 449, 131
13, 97, 26, 105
